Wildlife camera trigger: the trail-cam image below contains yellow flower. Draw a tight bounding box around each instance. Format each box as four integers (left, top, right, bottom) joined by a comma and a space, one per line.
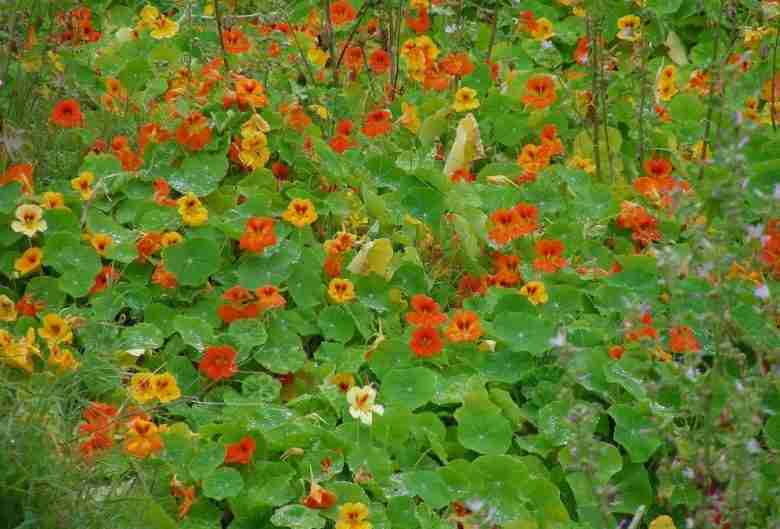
71, 171, 95, 200
452, 87, 480, 112
0, 295, 18, 322
130, 372, 157, 403
531, 18, 555, 40
241, 114, 271, 138
11, 204, 47, 237
14, 247, 43, 275
648, 515, 676, 529
519, 281, 549, 305
152, 372, 181, 403
282, 198, 318, 228
336, 503, 371, 529
328, 278, 356, 304
38, 314, 73, 345
90, 233, 113, 255
41, 191, 65, 209
150, 15, 179, 39
177, 193, 209, 226
400, 102, 421, 134
656, 79, 678, 101
161, 231, 184, 247
308, 47, 330, 68
48, 345, 79, 372
567, 155, 595, 174
1, 328, 39, 373
617, 15, 641, 42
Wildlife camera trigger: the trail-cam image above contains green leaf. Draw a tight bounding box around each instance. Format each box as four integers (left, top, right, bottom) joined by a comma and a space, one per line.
121, 322, 165, 350
456, 391, 513, 455
398, 471, 451, 509
608, 404, 662, 463
202, 467, 244, 500
382, 367, 437, 410
317, 306, 355, 343
162, 238, 221, 286
169, 152, 229, 197
173, 315, 215, 351
271, 505, 326, 529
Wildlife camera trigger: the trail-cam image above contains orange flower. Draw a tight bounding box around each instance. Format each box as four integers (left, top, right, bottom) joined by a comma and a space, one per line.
0, 163, 34, 193
410, 326, 443, 357
175, 111, 212, 151
406, 294, 447, 327
668, 325, 700, 353
239, 216, 277, 253
362, 109, 392, 137
330, 0, 356, 26
522, 75, 557, 109
50, 99, 84, 128
14, 247, 43, 275
256, 285, 287, 311
445, 310, 482, 342
368, 49, 391, 74
199, 345, 238, 381
125, 416, 163, 458
224, 435, 256, 465
151, 264, 177, 289
533, 239, 567, 273
302, 482, 338, 509
223, 27, 251, 54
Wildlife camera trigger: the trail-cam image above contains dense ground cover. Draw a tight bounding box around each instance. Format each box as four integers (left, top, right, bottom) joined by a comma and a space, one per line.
1, 0, 779, 528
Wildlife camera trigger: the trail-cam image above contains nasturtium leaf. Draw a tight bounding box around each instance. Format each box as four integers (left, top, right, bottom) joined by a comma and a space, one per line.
228, 319, 268, 352
121, 322, 164, 350
168, 151, 229, 197
455, 393, 512, 455
397, 471, 451, 509
271, 505, 325, 529
162, 238, 221, 286
317, 306, 355, 343
173, 315, 214, 351
202, 467, 244, 500
382, 367, 437, 410
608, 404, 663, 463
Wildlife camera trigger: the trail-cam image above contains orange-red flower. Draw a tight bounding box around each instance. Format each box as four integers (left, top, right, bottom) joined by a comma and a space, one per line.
175, 111, 212, 151
410, 326, 443, 357
50, 99, 84, 128
368, 49, 391, 74
302, 482, 338, 509
445, 310, 482, 342
668, 325, 700, 353
533, 239, 567, 273
239, 216, 277, 253
362, 109, 392, 138
224, 435, 256, 465
199, 345, 238, 381
522, 75, 557, 109
406, 294, 447, 327
223, 27, 251, 54
330, 0, 356, 26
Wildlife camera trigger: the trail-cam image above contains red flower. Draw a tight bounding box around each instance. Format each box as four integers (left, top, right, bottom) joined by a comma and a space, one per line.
199, 345, 238, 381
330, 0, 356, 26
362, 110, 392, 138
410, 326, 443, 357
175, 111, 212, 151
406, 294, 447, 327
368, 49, 391, 74
668, 325, 700, 353
533, 239, 567, 273
50, 99, 84, 128
224, 436, 256, 465
239, 216, 277, 253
